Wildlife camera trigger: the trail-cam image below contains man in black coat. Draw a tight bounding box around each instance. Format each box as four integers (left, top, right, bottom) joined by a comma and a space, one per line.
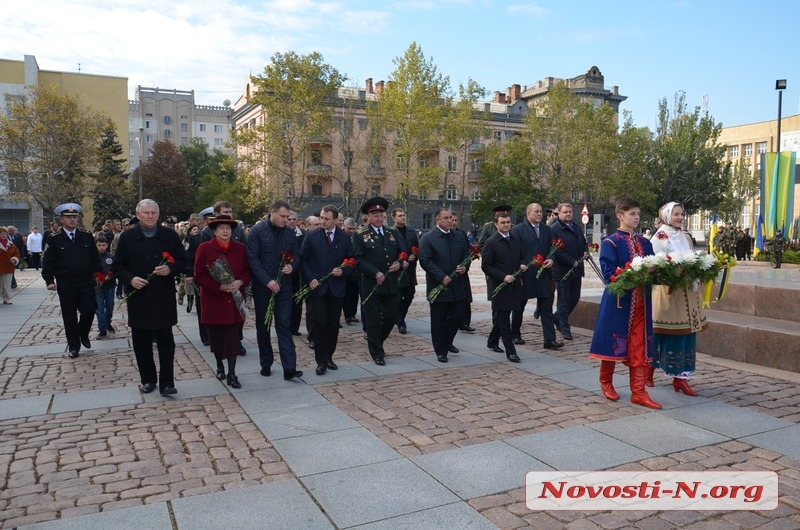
42, 203, 102, 359
300, 205, 354, 375
510, 203, 564, 350
184, 206, 215, 345
113, 199, 187, 395
482, 212, 526, 362
551, 202, 588, 341
419, 207, 471, 363
391, 207, 419, 334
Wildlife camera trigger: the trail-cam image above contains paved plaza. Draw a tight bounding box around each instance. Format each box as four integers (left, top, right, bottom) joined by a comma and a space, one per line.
1, 263, 800, 529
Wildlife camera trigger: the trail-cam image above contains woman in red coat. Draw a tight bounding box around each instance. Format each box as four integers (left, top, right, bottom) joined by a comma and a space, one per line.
194, 215, 251, 388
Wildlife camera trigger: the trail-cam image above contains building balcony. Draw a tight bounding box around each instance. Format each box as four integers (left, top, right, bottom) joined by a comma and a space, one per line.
307, 164, 332, 175
368, 166, 386, 177
308, 135, 332, 146
468, 172, 481, 181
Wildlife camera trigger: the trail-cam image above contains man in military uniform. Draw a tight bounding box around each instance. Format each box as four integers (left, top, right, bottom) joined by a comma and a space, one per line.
768, 230, 786, 268
352, 197, 402, 365
391, 207, 419, 335
42, 203, 102, 358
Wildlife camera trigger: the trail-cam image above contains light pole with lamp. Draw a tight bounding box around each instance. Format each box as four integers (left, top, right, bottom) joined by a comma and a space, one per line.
776, 79, 787, 154
138, 126, 144, 201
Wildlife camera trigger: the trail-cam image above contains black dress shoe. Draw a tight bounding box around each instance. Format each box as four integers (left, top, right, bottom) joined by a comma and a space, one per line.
239, 344, 247, 356
489, 345, 504, 353
308, 340, 315, 349
350, 317, 360, 323
140, 383, 156, 393
437, 354, 448, 363
459, 325, 476, 332
398, 326, 407, 334
507, 353, 521, 363
80, 336, 91, 349
562, 332, 574, 340
327, 361, 338, 370
216, 366, 226, 380
260, 367, 271, 377
374, 358, 385, 366
315, 365, 326, 375
283, 369, 303, 380
533, 308, 540, 320
160, 386, 177, 396
513, 337, 526, 345
448, 344, 459, 353
202, 339, 210, 346
543, 340, 565, 349
291, 331, 302, 336
345, 318, 354, 324
226, 375, 241, 389
68, 348, 80, 358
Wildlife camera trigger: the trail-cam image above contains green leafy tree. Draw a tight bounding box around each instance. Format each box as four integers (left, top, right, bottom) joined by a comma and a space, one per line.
135, 139, 194, 219
91, 122, 136, 223
0, 85, 107, 217
180, 138, 218, 189
717, 156, 759, 225
605, 112, 657, 214
649, 91, 730, 212
233, 51, 346, 211
367, 42, 452, 211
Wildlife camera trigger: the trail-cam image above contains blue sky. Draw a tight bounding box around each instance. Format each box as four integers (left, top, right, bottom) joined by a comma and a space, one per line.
3, 0, 799, 130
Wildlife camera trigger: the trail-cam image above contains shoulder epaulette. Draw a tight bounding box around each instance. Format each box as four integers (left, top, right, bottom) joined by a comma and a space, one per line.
356, 227, 370, 235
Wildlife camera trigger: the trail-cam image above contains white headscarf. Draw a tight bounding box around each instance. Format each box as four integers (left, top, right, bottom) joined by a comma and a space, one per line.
652, 201, 691, 253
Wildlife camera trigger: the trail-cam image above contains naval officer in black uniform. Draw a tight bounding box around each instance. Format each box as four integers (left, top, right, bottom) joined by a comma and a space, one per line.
42, 203, 102, 358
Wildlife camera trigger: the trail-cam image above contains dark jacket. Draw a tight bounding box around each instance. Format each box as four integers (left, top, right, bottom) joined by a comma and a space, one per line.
246, 218, 299, 288
195, 238, 251, 325
98, 251, 116, 288
419, 227, 471, 303
481, 231, 525, 312
42, 229, 101, 285
393, 224, 419, 288
353, 225, 402, 297
300, 226, 354, 298
113, 225, 187, 329
551, 218, 587, 280
511, 220, 553, 299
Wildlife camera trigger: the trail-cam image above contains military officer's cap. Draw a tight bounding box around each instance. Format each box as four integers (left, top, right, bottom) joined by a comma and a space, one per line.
129, 217, 139, 225
121, 218, 131, 225
55, 203, 82, 217
199, 206, 215, 219
491, 204, 513, 214
361, 197, 389, 215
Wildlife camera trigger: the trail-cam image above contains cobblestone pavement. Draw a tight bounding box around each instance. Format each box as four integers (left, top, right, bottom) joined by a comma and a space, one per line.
1, 265, 800, 529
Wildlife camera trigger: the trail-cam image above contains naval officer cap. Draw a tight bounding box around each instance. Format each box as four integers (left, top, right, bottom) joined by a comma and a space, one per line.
199, 206, 215, 219
491, 204, 513, 214
361, 196, 389, 215
55, 203, 82, 216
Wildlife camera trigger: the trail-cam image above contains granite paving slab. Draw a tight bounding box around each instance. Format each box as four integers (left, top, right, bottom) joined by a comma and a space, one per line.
171, 480, 332, 530
302, 458, 460, 528
271, 426, 400, 476
661, 400, 795, 438
740, 424, 800, 460
250, 403, 362, 440
514, 355, 591, 376
20, 502, 172, 530
546, 367, 604, 393
49, 385, 142, 413
589, 413, 730, 454
506, 425, 653, 470
141, 376, 227, 402
350, 502, 498, 530
411, 440, 552, 499
1, 344, 69, 357
235, 384, 329, 414
0, 394, 51, 420
300, 361, 376, 383
415, 350, 498, 369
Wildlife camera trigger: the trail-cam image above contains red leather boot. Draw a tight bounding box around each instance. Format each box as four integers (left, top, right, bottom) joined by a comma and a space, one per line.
599, 361, 619, 401
672, 378, 698, 396
645, 365, 656, 387
630, 366, 662, 409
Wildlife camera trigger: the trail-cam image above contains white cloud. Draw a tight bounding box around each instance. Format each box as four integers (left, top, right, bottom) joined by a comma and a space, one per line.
507, 4, 549, 16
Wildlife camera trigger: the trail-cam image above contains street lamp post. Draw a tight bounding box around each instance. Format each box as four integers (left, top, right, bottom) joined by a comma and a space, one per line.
138, 126, 144, 201
776, 79, 787, 154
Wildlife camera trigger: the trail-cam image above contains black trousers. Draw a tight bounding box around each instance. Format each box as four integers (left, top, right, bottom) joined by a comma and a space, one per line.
309, 292, 343, 367
512, 297, 557, 342
555, 274, 582, 334
132, 327, 175, 391
343, 280, 359, 320
364, 292, 397, 360
57, 279, 97, 351
195, 292, 208, 343
396, 285, 415, 327
430, 300, 467, 356
488, 309, 515, 356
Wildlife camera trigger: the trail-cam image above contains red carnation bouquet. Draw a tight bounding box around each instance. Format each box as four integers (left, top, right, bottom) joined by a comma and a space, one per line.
491, 254, 544, 298
427, 245, 481, 303
94, 271, 114, 292
293, 258, 357, 303
119, 252, 174, 305
396, 246, 419, 285
537, 238, 564, 279
264, 251, 294, 329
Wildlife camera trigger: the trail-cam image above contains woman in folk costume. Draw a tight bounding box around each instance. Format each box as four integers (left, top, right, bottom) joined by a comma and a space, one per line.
589, 198, 661, 409
649, 201, 708, 396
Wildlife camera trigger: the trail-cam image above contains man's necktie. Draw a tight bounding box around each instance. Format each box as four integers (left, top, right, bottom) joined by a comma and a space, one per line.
534, 224, 540, 238
326, 230, 333, 245
69, 232, 75, 241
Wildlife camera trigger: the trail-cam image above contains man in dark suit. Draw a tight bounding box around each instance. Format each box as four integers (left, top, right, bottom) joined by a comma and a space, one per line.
551, 202, 588, 341
184, 206, 215, 346
419, 207, 471, 363
247, 199, 303, 380
300, 204, 354, 375
511, 203, 564, 350
42, 203, 102, 359
391, 207, 418, 334
342, 218, 361, 324
352, 197, 402, 366
482, 211, 527, 362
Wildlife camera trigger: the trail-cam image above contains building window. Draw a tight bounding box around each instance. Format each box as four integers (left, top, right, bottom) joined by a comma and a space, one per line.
199, 124, 207, 132
729, 145, 739, 158
395, 156, 407, 170
181, 137, 189, 145
447, 155, 457, 172
358, 118, 368, 131
145, 120, 153, 129
214, 138, 223, 146
445, 186, 457, 200
343, 150, 353, 167
180, 123, 188, 132
419, 156, 429, 168
493, 130, 503, 142
471, 158, 482, 173
422, 213, 432, 230
129, 133, 135, 142
744, 144, 752, 157
371, 153, 382, 168
370, 183, 381, 196
180, 115, 188, 119
214, 125, 224, 133
757, 141, 767, 154
129, 148, 135, 156
311, 183, 323, 196
146, 134, 154, 143
311, 149, 323, 165
471, 186, 480, 200
128, 119, 134, 128
418, 189, 428, 200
